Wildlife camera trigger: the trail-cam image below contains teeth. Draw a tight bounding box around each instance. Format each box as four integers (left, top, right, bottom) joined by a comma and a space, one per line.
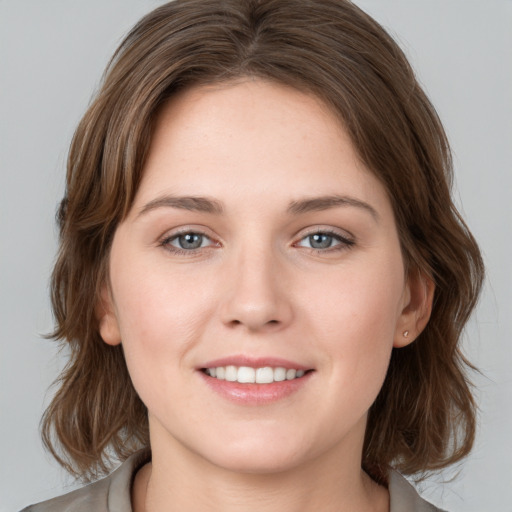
274, 367, 286, 382
256, 367, 274, 384
225, 365, 237, 382
286, 369, 296, 380
205, 366, 308, 384
237, 366, 255, 383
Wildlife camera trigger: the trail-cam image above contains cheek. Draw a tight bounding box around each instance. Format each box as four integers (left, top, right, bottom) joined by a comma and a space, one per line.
112, 284, 202, 420
303, 254, 405, 388
111, 248, 212, 338
108, 257, 215, 395
308, 260, 404, 340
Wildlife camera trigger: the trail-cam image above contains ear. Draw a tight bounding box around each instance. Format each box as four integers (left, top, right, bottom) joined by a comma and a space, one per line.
394, 270, 435, 348
96, 284, 122, 346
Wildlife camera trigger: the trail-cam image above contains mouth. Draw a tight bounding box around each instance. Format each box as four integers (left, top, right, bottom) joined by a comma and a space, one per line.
198, 358, 314, 404
201, 365, 310, 384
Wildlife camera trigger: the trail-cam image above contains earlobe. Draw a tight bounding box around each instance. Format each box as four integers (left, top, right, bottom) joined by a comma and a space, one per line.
96, 285, 122, 346
394, 270, 435, 348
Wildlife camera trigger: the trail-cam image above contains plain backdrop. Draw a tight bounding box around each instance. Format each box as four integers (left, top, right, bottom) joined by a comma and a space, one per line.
1, 1, 511, 510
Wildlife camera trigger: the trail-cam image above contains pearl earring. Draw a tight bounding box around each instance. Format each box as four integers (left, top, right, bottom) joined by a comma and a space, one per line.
403, 330, 410, 338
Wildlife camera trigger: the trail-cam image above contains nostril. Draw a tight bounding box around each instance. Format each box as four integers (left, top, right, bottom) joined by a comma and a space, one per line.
228, 319, 279, 327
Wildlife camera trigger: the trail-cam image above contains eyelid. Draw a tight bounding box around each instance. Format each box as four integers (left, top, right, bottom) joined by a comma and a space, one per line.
293, 226, 356, 251
157, 225, 355, 256
294, 226, 355, 242
168, 233, 214, 249
158, 226, 221, 254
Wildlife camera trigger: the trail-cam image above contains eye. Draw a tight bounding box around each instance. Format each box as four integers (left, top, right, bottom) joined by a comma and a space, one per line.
295, 230, 354, 251
300, 233, 338, 249
161, 231, 216, 253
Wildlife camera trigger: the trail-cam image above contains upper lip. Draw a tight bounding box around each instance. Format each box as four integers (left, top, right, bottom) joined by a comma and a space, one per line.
199, 355, 312, 371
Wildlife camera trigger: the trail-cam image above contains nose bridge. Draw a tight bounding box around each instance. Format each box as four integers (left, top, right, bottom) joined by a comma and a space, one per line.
220, 236, 292, 331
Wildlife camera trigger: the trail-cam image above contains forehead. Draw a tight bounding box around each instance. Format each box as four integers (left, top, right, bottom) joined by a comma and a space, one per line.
130, 79, 392, 221
151, 80, 349, 154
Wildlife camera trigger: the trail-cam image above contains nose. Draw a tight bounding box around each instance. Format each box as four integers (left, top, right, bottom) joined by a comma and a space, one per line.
219, 246, 294, 332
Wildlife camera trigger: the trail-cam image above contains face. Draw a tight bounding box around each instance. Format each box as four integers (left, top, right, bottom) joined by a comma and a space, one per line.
99, 80, 426, 475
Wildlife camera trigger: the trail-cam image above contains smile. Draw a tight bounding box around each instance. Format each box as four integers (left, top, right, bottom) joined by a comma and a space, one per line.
203, 366, 307, 384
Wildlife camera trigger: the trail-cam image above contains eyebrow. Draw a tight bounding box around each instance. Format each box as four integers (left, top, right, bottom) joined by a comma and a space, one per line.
287, 195, 379, 221
138, 195, 224, 216
138, 194, 379, 221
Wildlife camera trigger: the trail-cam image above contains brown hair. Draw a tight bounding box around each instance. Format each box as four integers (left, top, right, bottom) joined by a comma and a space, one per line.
42, 0, 484, 482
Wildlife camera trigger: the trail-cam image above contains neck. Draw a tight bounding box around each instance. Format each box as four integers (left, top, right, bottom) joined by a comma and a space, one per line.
133, 423, 389, 512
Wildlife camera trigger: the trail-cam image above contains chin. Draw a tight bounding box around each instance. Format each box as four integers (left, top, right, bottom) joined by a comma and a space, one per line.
196, 432, 315, 475
209, 451, 304, 475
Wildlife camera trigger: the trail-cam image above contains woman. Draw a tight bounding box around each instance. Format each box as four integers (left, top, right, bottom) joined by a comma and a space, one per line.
22, 0, 484, 510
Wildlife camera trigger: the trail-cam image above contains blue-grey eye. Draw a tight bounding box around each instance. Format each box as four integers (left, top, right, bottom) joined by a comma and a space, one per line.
174, 233, 205, 250
307, 233, 337, 249
296, 231, 351, 250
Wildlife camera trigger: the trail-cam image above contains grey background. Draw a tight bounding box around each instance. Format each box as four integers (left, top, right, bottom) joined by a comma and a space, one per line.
1, 1, 510, 510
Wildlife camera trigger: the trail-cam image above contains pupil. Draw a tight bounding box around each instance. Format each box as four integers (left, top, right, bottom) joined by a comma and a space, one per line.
179, 233, 202, 249
310, 234, 332, 249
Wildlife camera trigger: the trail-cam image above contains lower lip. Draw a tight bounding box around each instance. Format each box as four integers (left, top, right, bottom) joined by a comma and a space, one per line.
199, 371, 312, 405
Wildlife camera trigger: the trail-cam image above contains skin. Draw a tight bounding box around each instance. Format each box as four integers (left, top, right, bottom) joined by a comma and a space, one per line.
99, 80, 433, 512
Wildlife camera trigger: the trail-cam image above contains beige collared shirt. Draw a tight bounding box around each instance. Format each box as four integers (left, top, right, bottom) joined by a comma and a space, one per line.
22, 451, 445, 512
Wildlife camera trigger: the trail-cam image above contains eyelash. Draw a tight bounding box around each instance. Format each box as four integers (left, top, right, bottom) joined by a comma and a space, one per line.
159, 228, 355, 257
159, 228, 218, 257
294, 229, 355, 254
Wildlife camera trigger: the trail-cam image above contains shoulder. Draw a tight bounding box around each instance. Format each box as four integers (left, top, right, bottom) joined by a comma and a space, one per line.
20, 477, 112, 512
388, 471, 448, 512
20, 451, 149, 512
